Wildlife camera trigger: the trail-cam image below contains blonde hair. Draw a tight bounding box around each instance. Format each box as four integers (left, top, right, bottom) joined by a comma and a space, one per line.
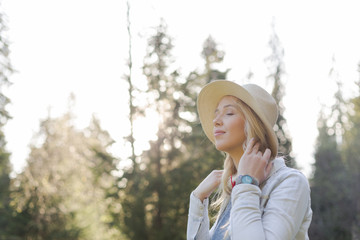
211, 97, 277, 219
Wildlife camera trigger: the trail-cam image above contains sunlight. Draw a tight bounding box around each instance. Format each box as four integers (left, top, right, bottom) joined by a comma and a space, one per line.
133, 108, 160, 155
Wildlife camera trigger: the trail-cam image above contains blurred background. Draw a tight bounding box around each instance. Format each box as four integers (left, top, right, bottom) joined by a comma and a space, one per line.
0, 0, 359, 239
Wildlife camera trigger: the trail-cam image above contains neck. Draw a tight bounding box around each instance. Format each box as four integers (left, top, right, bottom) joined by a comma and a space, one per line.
228, 148, 244, 171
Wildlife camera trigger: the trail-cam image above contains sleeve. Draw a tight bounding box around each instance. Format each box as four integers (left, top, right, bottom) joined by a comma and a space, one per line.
229, 171, 311, 239
187, 192, 211, 240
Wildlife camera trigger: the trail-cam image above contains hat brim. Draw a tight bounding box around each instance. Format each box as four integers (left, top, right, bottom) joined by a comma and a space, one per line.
197, 80, 278, 154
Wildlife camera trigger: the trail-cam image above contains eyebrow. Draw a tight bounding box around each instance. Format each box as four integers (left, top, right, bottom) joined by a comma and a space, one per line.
214, 104, 237, 114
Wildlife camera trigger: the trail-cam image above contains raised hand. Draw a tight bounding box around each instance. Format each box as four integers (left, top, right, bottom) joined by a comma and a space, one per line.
193, 170, 223, 202
237, 138, 273, 185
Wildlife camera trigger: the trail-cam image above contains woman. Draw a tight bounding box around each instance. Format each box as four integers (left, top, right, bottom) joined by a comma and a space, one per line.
187, 80, 312, 239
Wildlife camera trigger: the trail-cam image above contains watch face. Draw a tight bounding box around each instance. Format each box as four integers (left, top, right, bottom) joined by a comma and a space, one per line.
242, 175, 253, 184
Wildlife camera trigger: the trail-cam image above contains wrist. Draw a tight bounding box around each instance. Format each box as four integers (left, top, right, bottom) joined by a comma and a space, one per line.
193, 190, 206, 202
234, 174, 259, 187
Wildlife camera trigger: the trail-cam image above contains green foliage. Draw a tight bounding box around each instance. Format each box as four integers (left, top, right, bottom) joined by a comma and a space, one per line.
341, 63, 360, 237
265, 22, 296, 168
201, 35, 229, 82
120, 20, 226, 239
309, 110, 353, 239
9, 112, 123, 240
0, 10, 13, 122
309, 66, 356, 239
0, 5, 14, 239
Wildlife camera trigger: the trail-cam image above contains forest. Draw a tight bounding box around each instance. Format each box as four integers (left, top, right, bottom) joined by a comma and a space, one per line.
0, 2, 360, 240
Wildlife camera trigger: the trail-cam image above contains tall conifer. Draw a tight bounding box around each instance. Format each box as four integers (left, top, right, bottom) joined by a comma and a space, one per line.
342, 61, 360, 238
309, 61, 353, 239
309, 110, 352, 239
0, 4, 14, 238
120, 25, 229, 239
265, 21, 295, 167
119, 2, 147, 239
140, 20, 183, 239
180, 36, 229, 225
10, 111, 121, 239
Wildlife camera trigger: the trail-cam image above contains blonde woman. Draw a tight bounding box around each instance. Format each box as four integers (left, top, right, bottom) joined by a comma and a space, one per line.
187, 80, 312, 239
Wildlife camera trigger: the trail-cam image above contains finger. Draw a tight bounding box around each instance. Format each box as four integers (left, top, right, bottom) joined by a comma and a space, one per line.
263, 148, 271, 160
245, 138, 255, 153
252, 142, 260, 154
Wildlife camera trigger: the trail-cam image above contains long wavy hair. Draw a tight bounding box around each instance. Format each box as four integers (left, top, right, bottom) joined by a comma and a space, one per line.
210, 96, 277, 219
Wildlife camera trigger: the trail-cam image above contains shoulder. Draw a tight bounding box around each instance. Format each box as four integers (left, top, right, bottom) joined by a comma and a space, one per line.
263, 157, 310, 192
260, 158, 311, 214
280, 167, 310, 190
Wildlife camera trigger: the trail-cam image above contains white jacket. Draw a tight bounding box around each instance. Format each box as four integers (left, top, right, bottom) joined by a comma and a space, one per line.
187, 157, 312, 240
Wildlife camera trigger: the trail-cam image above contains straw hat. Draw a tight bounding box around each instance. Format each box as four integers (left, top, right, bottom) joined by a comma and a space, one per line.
197, 80, 278, 153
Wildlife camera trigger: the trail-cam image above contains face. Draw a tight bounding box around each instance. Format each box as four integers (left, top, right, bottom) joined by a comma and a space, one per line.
213, 96, 246, 154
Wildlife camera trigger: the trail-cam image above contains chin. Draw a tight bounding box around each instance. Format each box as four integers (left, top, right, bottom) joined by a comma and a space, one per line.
214, 142, 227, 152
215, 141, 243, 154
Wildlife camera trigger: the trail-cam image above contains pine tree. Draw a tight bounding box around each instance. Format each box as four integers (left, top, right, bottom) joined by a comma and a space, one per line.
180, 35, 228, 199
174, 36, 229, 231
201, 35, 229, 82
9, 110, 122, 239
124, 0, 137, 166
309, 111, 352, 239
265, 21, 295, 167
342, 61, 360, 238
0, 4, 14, 238
140, 19, 182, 240
118, 3, 147, 240
309, 64, 353, 239
120, 20, 177, 240
120, 23, 229, 239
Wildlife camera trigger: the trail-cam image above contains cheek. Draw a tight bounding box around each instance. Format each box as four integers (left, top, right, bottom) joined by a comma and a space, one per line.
231, 119, 246, 140
229, 117, 244, 131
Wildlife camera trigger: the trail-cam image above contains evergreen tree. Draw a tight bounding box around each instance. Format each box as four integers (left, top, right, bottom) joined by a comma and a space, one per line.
309, 65, 353, 239
84, 116, 125, 239
265, 21, 295, 167
120, 22, 228, 239
180, 35, 228, 203
342, 61, 360, 238
124, 0, 137, 165
140, 19, 182, 240
0, 3, 14, 238
172, 35, 229, 233
9, 110, 122, 239
120, 20, 176, 240
309, 111, 352, 239
119, 2, 146, 240
201, 35, 229, 82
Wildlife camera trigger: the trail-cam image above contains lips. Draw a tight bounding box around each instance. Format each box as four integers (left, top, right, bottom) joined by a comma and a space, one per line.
214, 130, 225, 137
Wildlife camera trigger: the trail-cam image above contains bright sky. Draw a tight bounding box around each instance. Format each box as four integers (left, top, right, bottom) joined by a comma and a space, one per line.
3, 0, 360, 178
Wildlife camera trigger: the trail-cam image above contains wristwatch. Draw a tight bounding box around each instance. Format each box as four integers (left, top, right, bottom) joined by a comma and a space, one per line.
235, 175, 259, 186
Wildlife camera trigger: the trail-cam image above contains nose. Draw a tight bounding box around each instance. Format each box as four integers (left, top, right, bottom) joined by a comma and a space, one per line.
213, 115, 222, 126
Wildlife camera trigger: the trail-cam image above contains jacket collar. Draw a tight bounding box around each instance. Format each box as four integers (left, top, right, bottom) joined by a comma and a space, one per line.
261, 157, 286, 187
